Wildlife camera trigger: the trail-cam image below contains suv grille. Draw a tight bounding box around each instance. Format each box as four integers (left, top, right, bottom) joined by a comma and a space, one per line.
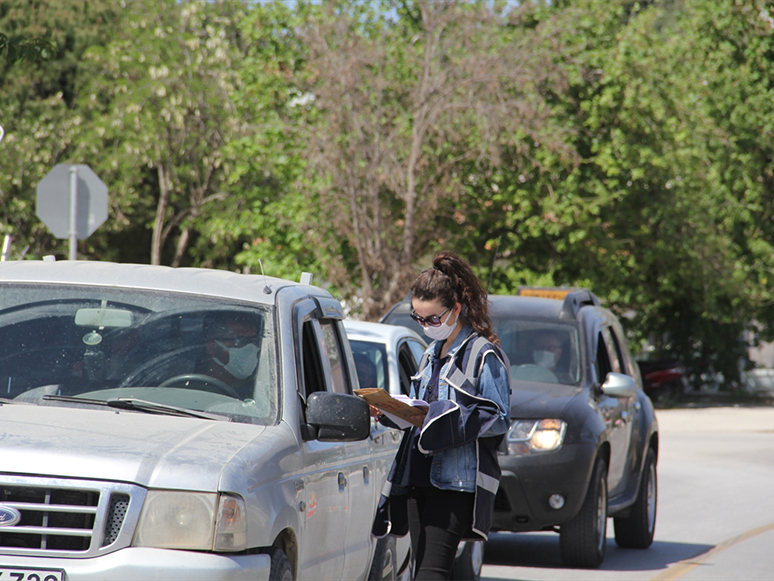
0, 476, 144, 558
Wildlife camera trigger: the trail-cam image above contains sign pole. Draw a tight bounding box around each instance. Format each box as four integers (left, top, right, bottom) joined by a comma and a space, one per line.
68, 165, 78, 260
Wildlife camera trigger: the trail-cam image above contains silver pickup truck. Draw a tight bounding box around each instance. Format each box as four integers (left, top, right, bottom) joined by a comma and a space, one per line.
0, 260, 406, 581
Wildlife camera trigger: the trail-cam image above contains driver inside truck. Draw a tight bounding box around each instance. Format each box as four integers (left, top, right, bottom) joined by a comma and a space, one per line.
199, 312, 262, 399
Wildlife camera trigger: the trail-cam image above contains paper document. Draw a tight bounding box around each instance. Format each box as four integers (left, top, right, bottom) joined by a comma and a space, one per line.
355, 388, 428, 428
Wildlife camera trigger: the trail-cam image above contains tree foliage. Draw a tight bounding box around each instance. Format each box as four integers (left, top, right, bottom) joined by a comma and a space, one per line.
78, 0, 248, 266
2, 0, 774, 386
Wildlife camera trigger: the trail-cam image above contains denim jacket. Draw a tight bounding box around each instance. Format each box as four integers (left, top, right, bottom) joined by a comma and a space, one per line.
413, 324, 511, 491
372, 324, 511, 540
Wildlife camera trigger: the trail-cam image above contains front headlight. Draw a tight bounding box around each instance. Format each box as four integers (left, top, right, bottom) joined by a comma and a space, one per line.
133, 491, 247, 552
506, 419, 567, 454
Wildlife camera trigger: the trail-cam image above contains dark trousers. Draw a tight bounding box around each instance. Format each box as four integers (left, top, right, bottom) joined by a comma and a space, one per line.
407, 486, 475, 580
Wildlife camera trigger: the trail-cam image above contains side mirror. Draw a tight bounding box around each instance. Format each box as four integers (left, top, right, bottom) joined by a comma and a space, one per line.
305, 391, 370, 441
601, 372, 637, 398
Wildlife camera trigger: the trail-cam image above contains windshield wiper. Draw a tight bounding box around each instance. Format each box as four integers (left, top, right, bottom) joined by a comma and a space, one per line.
43, 395, 228, 421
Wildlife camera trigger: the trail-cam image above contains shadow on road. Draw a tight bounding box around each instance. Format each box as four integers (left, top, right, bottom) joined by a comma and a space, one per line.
483, 531, 713, 573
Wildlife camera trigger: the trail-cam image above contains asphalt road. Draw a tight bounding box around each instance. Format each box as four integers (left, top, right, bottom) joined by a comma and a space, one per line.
481, 405, 774, 581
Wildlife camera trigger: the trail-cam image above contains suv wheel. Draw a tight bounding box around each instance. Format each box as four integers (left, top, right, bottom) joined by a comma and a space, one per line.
614, 447, 657, 548
559, 457, 608, 568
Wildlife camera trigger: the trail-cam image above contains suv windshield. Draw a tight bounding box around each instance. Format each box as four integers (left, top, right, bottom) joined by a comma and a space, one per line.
497, 319, 580, 385
0, 283, 278, 424
384, 308, 581, 386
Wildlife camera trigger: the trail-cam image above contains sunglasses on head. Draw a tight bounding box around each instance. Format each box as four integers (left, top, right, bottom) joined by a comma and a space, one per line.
410, 306, 451, 327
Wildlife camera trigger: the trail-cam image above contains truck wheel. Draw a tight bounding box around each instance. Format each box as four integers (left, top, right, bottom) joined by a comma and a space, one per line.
368, 536, 398, 581
267, 547, 293, 581
614, 448, 657, 548
451, 540, 483, 581
559, 457, 607, 568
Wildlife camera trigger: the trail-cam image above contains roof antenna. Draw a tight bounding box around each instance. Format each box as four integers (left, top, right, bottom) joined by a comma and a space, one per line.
258, 259, 272, 294
486, 234, 502, 294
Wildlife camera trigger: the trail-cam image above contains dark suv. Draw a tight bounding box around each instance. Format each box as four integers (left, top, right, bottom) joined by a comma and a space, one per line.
381, 288, 658, 568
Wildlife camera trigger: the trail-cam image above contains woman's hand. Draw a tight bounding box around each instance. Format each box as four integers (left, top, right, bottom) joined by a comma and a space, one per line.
369, 405, 383, 418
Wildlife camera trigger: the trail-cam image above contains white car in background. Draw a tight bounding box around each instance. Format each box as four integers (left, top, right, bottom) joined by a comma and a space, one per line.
344, 320, 485, 581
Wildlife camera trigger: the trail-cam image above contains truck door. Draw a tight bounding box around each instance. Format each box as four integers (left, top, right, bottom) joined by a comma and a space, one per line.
295, 309, 348, 580
318, 317, 376, 581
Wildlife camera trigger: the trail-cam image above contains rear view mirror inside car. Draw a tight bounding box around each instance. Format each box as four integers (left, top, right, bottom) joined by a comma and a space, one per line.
75, 308, 133, 328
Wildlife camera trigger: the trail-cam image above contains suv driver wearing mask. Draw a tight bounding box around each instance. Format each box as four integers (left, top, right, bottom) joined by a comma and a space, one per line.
532, 330, 573, 384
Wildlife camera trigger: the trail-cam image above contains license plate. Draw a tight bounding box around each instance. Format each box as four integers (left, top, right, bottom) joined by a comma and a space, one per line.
0, 568, 64, 581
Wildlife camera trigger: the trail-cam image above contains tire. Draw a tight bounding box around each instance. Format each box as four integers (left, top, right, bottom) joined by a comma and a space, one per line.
559, 457, 608, 568
267, 547, 293, 581
451, 540, 483, 581
368, 536, 398, 581
614, 447, 657, 548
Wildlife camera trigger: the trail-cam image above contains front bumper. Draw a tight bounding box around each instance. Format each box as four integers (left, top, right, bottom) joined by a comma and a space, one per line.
0, 547, 271, 581
493, 441, 596, 532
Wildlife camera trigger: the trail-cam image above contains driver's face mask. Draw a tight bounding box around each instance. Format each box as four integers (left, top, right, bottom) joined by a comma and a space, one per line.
532, 350, 556, 369
214, 341, 259, 380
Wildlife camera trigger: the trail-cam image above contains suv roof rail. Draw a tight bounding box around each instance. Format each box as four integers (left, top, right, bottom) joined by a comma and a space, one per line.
516, 286, 600, 319
560, 289, 600, 319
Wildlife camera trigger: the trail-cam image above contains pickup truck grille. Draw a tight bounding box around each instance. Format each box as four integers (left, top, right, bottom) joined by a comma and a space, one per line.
0, 476, 145, 558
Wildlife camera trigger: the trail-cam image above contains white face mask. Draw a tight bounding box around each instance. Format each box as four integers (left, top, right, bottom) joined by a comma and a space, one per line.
533, 350, 556, 368
214, 341, 259, 380
423, 309, 458, 342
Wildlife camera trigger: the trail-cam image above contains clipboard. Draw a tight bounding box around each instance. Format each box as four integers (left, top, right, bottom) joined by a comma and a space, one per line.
355, 388, 428, 428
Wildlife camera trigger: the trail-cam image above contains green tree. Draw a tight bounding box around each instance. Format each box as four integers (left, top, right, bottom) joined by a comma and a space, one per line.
78, 0, 248, 266
0, 31, 55, 62
482, 0, 774, 386
233, 0, 573, 318
212, 0, 315, 281
0, 0, 119, 260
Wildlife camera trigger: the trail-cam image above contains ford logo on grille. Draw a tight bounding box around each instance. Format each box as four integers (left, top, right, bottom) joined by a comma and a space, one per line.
0, 505, 21, 527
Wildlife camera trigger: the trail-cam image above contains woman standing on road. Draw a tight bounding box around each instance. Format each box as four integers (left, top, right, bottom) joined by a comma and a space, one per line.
371, 251, 511, 580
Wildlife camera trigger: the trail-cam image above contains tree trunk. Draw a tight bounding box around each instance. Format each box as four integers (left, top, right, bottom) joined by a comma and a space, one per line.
171, 227, 190, 267
151, 163, 170, 265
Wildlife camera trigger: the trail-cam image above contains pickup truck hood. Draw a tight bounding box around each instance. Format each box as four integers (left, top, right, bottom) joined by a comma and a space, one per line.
509, 380, 584, 418
0, 403, 267, 491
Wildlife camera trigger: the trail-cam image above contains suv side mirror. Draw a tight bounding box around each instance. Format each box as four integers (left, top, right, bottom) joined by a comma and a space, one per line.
305, 391, 370, 441
601, 372, 637, 398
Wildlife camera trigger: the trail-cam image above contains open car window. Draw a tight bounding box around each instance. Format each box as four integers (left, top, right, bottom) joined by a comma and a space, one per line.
0, 283, 278, 425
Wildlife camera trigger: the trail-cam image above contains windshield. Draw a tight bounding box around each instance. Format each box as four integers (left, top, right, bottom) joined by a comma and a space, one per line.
496, 320, 581, 385
384, 308, 581, 386
0, 283, 278, 424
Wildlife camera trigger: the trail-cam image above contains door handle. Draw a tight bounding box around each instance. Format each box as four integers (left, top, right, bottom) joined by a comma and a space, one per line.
338, 472, 347, 488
